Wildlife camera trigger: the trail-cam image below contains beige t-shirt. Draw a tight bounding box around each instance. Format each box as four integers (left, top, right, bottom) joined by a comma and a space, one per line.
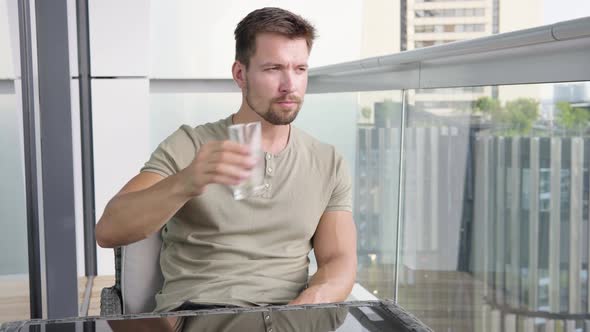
141, 116, 352, 312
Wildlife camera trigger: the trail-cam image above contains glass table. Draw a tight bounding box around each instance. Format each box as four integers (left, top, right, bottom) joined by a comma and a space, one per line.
0, 300, 432, 332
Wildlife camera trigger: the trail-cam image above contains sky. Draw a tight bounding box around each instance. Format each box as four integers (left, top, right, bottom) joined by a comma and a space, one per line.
544, 0, 590, 24
540, 0, 590, 100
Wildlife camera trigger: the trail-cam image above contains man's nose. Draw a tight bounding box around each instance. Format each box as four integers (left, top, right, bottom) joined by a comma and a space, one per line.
279, 70, 296, 93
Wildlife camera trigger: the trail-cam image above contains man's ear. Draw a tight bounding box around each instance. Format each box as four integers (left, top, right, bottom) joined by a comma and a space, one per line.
232, 61, 247, 89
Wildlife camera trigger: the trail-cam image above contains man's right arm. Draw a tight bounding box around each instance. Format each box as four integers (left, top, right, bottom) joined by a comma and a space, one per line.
95, 171, 189, 248
95, 140, 255, 248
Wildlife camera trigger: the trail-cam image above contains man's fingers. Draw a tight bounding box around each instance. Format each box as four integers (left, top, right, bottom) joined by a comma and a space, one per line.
189, 140, 258, 190
208, 174, 245, 186
211, 140, 252, 155
204, 163, 251, 182
211, 150, 257, 169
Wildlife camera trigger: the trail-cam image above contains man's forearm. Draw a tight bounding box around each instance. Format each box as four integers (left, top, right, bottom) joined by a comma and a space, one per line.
291, 254, 357, 304
95, 172, 193, 248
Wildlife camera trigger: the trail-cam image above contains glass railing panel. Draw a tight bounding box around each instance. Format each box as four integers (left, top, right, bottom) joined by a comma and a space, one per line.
304, 91, 404, 300
0, 91, 29, 323
0, 0, 30, 323
399, 82, 590, 331
147, 90, 404, 301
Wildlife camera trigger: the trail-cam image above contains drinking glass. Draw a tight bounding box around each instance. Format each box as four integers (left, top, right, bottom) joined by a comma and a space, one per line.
227, 121, 265, 200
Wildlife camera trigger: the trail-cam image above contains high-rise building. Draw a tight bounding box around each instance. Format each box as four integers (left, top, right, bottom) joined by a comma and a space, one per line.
554, 83, 589, 103
407, 0, 497, 51
405, 0, 498, 113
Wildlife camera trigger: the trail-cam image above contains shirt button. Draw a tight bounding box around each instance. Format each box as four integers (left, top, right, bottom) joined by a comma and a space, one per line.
266, 154, 272, 160
268, 329, 273, 332
267, 167, 273, 173
264, 183, 270, 189
265, 315, 270, 320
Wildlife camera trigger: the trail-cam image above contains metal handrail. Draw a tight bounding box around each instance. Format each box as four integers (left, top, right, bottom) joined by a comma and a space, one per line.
309, 16, 590, 77
150, 16, 590, 93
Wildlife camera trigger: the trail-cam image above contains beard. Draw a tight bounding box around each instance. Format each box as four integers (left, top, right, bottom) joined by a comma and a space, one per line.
245, 81, 303, 125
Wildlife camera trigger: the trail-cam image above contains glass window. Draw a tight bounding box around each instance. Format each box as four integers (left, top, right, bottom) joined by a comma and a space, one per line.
415, 40, 437, 48
415, 25, 435, 33
400, 81, 590, 330
0, 0, 30, 323
0, 93, 30, 324
415, 8, 486, 18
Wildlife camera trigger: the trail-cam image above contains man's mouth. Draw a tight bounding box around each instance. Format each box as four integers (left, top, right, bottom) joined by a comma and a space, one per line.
274, 97, 300, 106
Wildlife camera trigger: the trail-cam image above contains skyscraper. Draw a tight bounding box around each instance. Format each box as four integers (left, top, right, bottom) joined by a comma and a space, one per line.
406, 0, 498, 113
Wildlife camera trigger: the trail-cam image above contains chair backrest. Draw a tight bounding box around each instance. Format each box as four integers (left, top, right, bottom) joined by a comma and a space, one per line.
120, 230, 164, 314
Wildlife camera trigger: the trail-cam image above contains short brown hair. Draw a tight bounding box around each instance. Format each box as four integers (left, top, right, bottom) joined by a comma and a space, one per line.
234, 7, 316, 67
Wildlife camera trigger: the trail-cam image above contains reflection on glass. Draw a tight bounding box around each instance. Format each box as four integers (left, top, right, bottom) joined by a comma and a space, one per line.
303, 92, 404, 301
400, 82, 590, 331
348, 93, 403, 301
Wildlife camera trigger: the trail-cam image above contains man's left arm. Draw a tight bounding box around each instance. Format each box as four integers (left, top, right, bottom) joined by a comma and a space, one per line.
289, 210, 357, 304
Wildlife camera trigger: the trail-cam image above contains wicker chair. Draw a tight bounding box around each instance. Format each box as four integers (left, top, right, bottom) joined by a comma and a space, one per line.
100, 231, 164, 315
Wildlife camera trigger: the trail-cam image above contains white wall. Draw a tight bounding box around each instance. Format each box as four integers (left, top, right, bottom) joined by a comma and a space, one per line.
89, 0, 151, 275
93, 79, 150, 275
149, 0, 363, 78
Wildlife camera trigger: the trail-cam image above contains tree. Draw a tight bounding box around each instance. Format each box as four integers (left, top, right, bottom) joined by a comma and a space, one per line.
555, 101, 590, 134
500, 98, 539, 134
474, 97, 539, 135
473, 96, 501, 117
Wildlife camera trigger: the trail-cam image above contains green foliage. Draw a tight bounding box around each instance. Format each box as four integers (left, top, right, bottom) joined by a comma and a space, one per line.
361, 106, 372, 120
501, 98, 540, 134
473, 96, 501, 115
555, 101, 590, 134
473, 97, 539, 135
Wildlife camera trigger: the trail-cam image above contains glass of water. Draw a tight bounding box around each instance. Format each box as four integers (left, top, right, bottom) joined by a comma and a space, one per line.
227, 121, 265, 200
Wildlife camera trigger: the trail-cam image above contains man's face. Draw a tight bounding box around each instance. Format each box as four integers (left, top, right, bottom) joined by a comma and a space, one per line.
240, 33, 309, 125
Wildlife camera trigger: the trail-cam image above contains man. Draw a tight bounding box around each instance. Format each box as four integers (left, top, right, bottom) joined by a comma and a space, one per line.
96, 7, 357, 317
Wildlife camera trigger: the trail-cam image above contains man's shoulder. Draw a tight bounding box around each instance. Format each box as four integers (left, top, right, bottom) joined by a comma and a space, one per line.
191, 117, 230, 140
167, 117, 230, 146
292, 127, 341, 160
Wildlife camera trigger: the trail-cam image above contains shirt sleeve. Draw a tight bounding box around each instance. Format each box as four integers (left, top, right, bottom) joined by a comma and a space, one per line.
140, 125, 196, 177
325, 153, 353, 212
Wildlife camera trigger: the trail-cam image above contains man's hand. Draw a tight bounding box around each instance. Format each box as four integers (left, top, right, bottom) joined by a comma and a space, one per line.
289, 211, 357, 306
288, 284, 333, 305
180, 140, 256, 196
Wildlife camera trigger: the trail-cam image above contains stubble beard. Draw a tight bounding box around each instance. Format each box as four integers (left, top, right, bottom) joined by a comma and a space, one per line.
245, 80, 302, 125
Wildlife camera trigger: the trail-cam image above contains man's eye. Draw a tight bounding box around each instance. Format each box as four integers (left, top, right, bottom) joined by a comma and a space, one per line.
297, 67, 307, 72
265, 67, 279, 71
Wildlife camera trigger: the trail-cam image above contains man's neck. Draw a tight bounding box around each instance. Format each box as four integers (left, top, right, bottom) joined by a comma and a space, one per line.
232, 107, 290, 155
